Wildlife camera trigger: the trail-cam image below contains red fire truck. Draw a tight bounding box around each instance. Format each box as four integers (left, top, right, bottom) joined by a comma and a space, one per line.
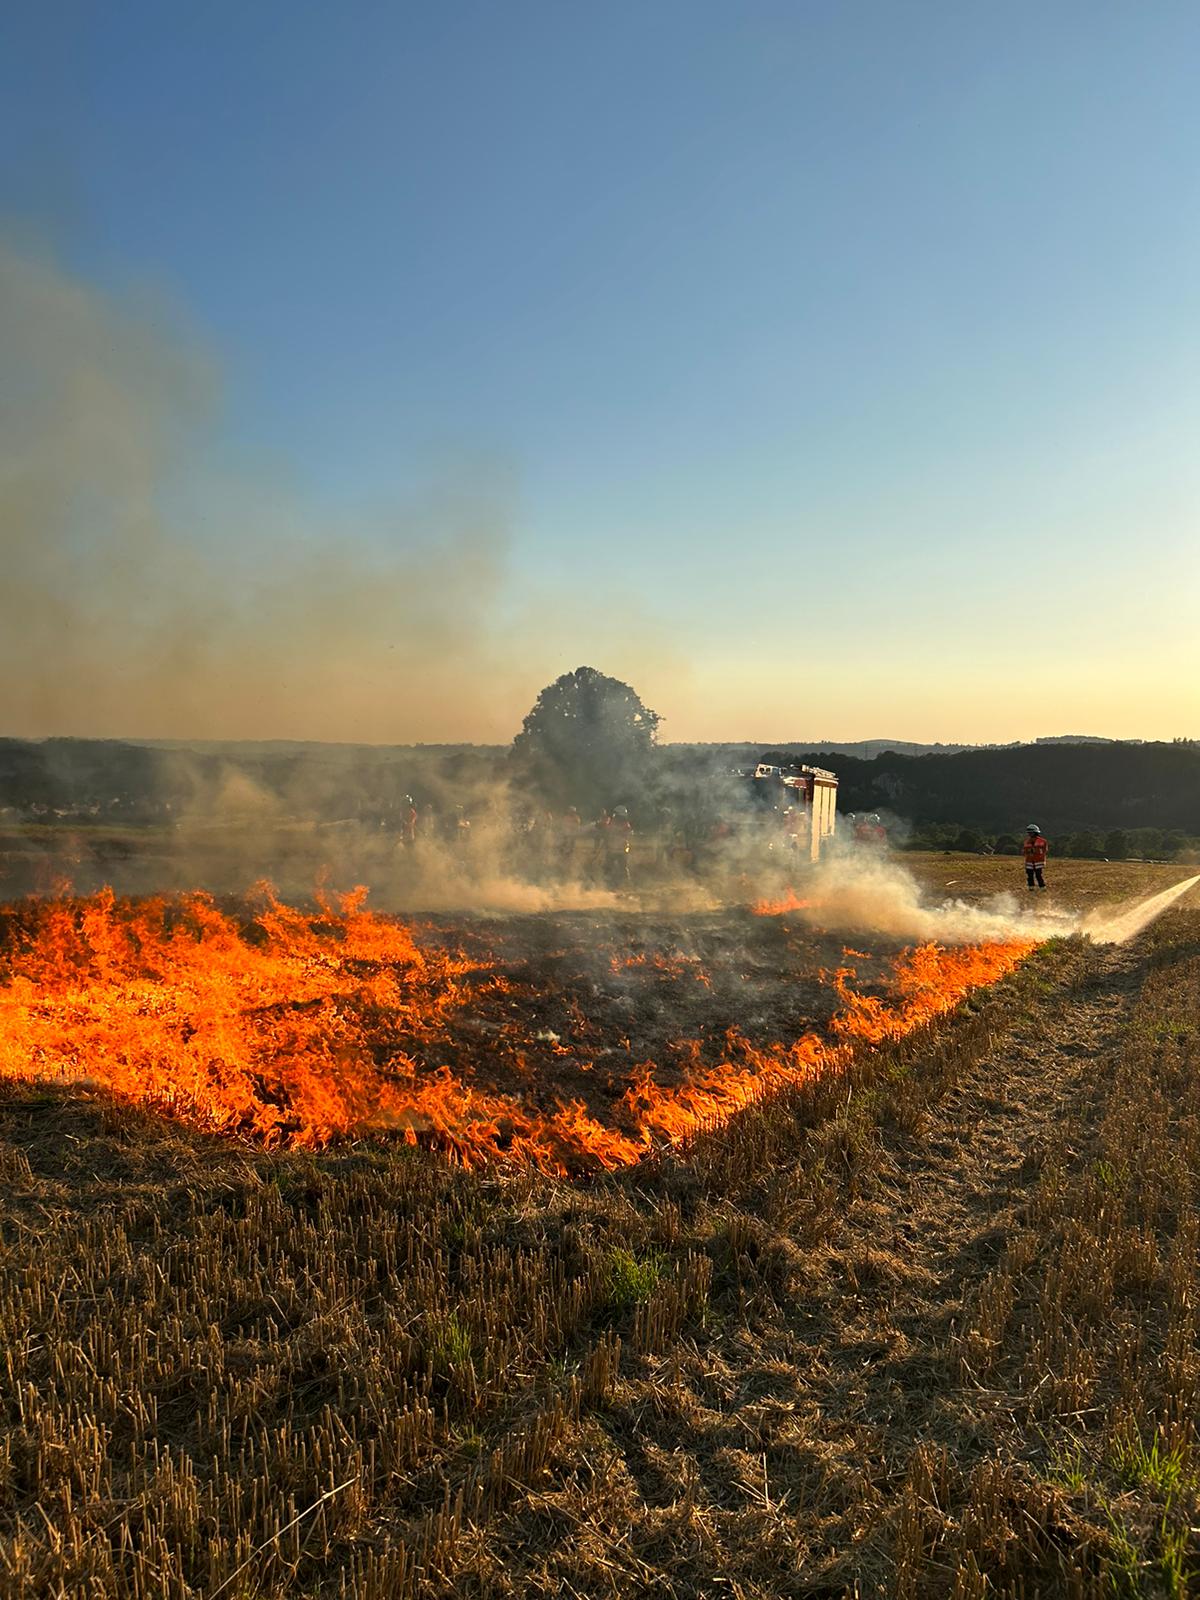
748, 762, 838, 862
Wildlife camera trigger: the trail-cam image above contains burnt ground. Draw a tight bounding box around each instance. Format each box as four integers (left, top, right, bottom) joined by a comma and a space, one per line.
2, 853, 1191, 1159
404, 910, 908, 1118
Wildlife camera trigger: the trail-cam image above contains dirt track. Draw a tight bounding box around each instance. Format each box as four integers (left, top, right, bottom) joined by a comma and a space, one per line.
811, 938, 1136, 1442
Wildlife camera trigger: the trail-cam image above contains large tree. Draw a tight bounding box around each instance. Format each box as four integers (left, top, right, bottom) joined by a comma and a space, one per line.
511, 667, 660, 813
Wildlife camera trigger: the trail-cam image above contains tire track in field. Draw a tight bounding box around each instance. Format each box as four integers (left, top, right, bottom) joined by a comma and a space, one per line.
766, 939, 1145, 1589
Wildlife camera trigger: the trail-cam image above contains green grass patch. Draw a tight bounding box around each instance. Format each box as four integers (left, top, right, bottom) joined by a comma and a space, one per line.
1109, 1430, 1190, 1499
599, 1247, 664, 1312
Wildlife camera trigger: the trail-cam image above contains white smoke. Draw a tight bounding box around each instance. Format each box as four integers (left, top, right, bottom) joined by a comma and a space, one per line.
0, 234, 686, 746
775, 848, 1078, 943
761, 847, 1200, 947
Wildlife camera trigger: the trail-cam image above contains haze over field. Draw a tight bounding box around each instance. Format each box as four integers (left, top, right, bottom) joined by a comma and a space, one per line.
3, 3, 1199, 745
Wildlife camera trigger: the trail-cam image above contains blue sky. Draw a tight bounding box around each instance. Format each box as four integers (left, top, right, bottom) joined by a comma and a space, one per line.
2, 2, 1199, 741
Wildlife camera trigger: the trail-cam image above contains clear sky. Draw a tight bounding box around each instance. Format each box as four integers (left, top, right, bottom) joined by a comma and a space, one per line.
2, 1, 1198, 744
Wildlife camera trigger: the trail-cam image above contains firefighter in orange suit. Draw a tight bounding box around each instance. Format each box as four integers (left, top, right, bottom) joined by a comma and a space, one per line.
1023, 825, 1048, 890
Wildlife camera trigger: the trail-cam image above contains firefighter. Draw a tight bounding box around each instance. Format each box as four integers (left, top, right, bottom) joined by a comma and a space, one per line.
1023, 824, 1048, 890
559, 806, 581, 876
453, 806, 472, 850
606, 805, 633, 887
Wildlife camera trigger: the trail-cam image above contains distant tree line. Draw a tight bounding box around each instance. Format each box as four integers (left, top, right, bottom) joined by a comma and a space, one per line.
784, 741, 1200, 835
4, 714, 1200, 845
903, 821, 1199, 862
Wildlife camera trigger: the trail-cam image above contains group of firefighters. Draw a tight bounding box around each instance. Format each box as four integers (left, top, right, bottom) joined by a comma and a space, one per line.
394, 798, 638, 886
390, 794, 1052, 892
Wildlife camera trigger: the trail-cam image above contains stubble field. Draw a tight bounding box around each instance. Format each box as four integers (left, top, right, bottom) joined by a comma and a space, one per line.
2, 854, 1199, 1597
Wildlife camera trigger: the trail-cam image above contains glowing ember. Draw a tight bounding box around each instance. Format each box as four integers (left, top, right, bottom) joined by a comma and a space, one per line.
0, 886, 1034, 1173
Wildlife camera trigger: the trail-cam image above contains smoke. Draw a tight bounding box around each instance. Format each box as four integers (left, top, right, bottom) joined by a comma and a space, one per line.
5, 235, 1197, 937
354, 811, 1198, 937
765, 845, 1200, 948
768, 845, 1079, 944
0, 234, 681, 745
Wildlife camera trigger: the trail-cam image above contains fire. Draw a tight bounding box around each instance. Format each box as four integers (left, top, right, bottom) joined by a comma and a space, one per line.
826, 941, 1036, 1045
610, 950, 713, 987
0, 886, 1035, 1174
752, 887, 812, 916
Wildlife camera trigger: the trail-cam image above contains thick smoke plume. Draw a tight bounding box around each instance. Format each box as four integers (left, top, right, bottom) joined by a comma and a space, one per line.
0, 236, 675, 745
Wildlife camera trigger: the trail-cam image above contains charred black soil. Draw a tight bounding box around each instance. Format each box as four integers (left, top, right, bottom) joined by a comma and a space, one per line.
408, 909, 907, 1113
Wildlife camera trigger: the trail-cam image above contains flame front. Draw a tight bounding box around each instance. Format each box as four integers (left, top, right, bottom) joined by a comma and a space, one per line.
0, 886, 1034, 1173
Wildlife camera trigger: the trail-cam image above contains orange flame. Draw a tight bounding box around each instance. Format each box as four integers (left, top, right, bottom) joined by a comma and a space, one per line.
610, 950, 713, 988
825, 940, 1035, 1043
0, 887, 1035, 1174
752, 887, 812, 916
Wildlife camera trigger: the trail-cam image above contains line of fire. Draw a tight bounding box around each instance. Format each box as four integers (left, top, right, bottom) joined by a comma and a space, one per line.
0, 732, 1040, 1173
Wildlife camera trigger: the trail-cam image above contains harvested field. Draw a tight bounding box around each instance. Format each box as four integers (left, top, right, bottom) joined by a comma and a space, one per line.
904, 850, 1194, 916
2, 857, 1199, 1596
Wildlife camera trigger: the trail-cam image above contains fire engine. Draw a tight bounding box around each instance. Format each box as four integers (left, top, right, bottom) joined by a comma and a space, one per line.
746, 761, 838, 862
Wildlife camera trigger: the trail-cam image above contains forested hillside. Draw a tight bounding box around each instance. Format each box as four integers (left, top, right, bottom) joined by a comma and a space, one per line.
2, 736, 1197, 840
791, 741, 1200, 834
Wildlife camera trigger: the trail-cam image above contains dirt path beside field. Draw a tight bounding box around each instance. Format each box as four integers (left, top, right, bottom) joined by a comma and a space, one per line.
802, 940, 1140, 1449
770, 943, 1141, 1578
